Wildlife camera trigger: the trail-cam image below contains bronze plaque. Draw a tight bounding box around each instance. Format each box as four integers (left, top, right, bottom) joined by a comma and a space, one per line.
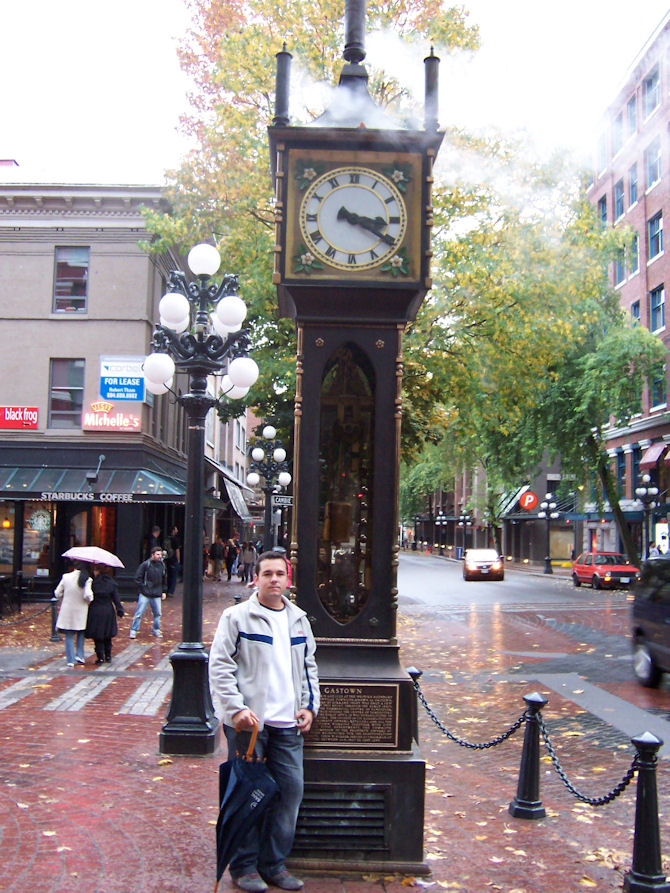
307, 682, 399, 749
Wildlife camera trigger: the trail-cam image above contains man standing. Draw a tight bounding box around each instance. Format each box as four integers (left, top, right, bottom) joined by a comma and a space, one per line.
163, 525, 181, 596
209, 551, 319, 892
130, 547, 166, 638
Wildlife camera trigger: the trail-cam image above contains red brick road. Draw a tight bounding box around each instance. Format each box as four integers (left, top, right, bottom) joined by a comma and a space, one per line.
0, 570, 668, 892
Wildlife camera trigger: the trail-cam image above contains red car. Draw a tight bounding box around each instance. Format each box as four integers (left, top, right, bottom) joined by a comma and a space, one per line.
571, 551, 639, 589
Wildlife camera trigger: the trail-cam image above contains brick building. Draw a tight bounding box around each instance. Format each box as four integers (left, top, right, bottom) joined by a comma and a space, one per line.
586, 12, 670, 553
0, 180, 253, 595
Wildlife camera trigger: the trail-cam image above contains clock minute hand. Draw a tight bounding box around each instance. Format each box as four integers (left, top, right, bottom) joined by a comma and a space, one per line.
337, 206, 396, 246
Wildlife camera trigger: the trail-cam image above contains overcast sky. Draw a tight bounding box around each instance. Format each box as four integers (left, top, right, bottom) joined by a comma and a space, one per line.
2, 1, 668, 185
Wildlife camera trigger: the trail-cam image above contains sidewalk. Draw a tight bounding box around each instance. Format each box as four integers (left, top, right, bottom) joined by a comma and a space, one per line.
0, 575, 668, 892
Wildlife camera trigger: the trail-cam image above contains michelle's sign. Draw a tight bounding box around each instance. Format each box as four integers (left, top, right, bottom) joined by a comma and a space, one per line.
0, 406, 38, 429
82, 400, 142, 432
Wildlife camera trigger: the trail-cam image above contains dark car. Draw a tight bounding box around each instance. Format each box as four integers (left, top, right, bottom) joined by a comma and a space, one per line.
463, 548, 504, 581
631, 558, 670, 687
571, 551, 639, 589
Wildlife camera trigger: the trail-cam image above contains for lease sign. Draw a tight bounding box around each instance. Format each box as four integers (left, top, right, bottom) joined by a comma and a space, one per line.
0, 407, 38, 429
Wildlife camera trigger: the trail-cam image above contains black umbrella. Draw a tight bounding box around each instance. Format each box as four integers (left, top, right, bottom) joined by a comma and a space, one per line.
215, 721, 279, 891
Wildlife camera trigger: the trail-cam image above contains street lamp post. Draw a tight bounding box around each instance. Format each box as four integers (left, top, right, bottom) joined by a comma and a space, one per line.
635, 474, 659, 559
537, 493, 559, 575
143, 243, 259, 756
246, 425, 292, 552
435, 509, 447, 555
457, 511, 471, 556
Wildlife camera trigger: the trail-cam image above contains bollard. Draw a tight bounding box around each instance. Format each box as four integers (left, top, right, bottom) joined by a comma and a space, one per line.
49, 596, 62, 642
509, 692, 547, 820
623, 732, 670, 892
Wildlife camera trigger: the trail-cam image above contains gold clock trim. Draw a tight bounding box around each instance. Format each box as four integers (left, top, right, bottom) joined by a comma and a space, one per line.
284, 149, 423, 283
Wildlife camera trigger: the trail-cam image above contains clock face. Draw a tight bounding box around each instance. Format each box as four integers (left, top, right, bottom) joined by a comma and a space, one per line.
298, 166, 407, 272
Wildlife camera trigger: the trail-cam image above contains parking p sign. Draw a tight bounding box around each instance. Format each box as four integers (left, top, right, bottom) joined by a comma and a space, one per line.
519, 491, 539, 512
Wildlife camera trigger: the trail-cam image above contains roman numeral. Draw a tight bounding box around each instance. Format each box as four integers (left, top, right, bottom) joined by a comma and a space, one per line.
305, 213, 317, 222
349, 173, 360, 183
310, 229, 324, 244
389, 216, 400, 224
348, 254, 358, 265
385, 196, 396, 205
369, 249, 378, 261
328, 177, 340, 188
325, 245, 337, 259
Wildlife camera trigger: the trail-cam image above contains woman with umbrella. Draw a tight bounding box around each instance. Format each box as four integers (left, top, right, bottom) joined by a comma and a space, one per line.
54, 561, 93, 667
85, 565, 124, 663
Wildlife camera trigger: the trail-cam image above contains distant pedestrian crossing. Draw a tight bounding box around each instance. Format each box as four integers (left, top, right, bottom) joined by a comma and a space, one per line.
0, 644, 174, 715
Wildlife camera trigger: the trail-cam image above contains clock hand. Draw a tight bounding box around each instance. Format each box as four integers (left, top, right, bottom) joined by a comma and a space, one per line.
337, 206, 397, 246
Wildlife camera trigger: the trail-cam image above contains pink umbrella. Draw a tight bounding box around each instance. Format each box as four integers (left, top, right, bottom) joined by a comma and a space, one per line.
62, 546, 124, 568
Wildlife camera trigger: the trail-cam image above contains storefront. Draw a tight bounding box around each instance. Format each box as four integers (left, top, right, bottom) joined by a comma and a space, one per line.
0, 444, 192, 597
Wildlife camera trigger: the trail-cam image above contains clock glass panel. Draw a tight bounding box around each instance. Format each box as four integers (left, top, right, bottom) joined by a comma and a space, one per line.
299, 167, 407, 271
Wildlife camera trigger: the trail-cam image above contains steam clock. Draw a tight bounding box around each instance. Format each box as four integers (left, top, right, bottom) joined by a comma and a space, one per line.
268, 0, 443, 872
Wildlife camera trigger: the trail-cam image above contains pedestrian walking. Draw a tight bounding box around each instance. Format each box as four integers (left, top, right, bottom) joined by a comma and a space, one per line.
225, 538, 238, 581
85, 565, 124, 663
210, 536, 226, 581
54, 561, 93, 667
130, 547, 166, 638
240, 542, 257, 583
209, 550, 320, 892
163, 525, 181, 596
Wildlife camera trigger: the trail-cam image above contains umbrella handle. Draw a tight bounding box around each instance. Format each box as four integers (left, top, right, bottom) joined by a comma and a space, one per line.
244, 720, 259, 761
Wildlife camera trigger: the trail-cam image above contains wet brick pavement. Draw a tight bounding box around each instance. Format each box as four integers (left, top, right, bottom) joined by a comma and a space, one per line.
0, 569, 669, 892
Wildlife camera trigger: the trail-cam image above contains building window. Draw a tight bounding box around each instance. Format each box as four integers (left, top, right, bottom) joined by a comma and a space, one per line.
650, 285, 665, 331
648, 212, 663, 260
627, 93, 637, 135
628, 163, 638, 205
615, 249, 625, 285
597, 134, 607, 171
651, 366, 667, 407
630, 232, 639, 275
631, 300, 640, 322
643, 66, 660, 118
53, 247, 89, 313
616, 450, 626, 497
645, 137, 661, 189
612, 112, 624, 155
48, 359, 84, 428
614, 179, 624, 219
597, 195, 607, 226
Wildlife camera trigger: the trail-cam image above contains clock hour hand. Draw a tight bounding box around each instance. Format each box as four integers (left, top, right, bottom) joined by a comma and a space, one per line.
337, 206, 396, 246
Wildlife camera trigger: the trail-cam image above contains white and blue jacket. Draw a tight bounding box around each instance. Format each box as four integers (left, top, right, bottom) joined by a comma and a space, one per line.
208, 593, 320, 730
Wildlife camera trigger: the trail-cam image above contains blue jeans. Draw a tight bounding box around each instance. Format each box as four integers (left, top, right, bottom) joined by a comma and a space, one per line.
223, 724, 304, 878
130, 594, 162, 634
64, 629, 85, 663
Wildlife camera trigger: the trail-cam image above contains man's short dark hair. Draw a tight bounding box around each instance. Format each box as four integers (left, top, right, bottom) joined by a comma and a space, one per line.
255, 550, 289, 575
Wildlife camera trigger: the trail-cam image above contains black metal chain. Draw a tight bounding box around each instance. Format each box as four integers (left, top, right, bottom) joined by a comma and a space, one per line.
0, 603, 50, 626
412, 678, 526, 749
538, 714, 639, 806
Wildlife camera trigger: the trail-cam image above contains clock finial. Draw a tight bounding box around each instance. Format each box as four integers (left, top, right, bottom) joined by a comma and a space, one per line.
273, 43, 292, 126
424, 46, 440, 132
343, 0, 366, 64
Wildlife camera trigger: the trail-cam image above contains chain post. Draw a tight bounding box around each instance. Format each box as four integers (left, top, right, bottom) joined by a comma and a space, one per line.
49, 595, 62, 642
509, 692, 547, 820
624, 732, 670, 893
406, 667, 423, 745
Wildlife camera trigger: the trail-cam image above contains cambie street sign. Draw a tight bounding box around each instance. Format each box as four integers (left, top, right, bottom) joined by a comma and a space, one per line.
272, 494, 293, 508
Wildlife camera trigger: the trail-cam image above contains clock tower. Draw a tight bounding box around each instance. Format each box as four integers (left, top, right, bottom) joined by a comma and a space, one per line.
268, 0, 443, 873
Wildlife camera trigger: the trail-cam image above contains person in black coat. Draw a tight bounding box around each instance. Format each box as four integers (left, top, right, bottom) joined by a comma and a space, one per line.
85, 565, 124, 664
